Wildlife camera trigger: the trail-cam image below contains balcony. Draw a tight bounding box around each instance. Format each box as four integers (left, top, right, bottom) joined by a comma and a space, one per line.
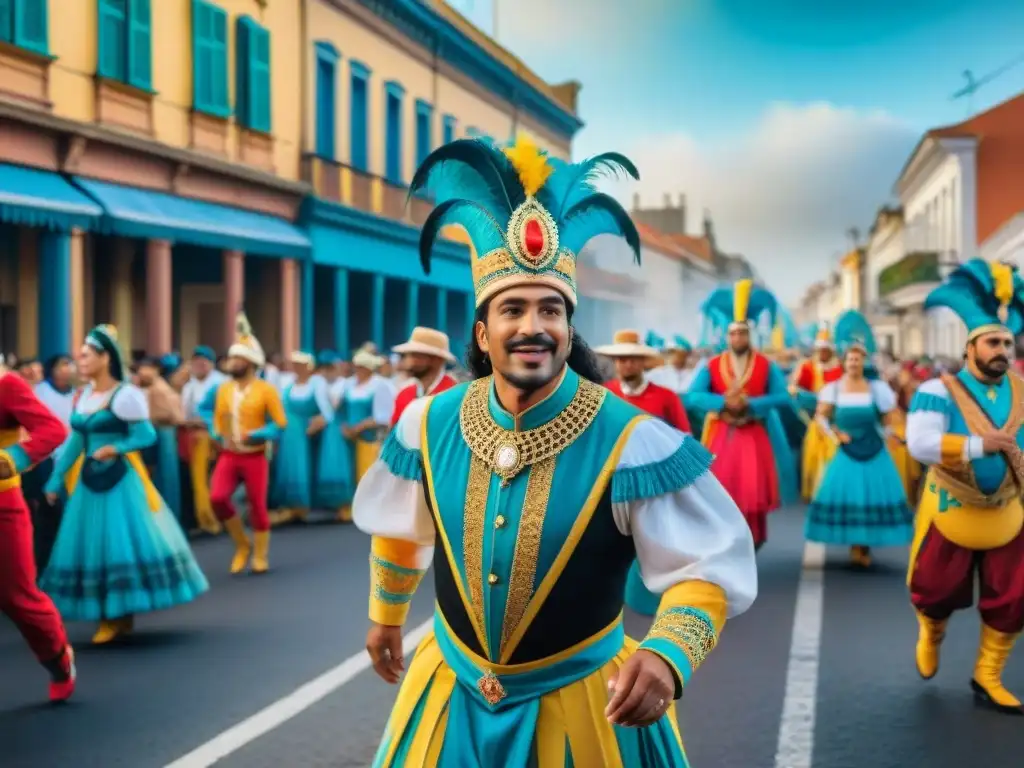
877, 250, 940, 307
301, 154, 436, 228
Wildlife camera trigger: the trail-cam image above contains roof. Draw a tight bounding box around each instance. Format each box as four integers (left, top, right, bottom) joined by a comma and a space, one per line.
665, 233, 713, 262
635, 221, 689, 260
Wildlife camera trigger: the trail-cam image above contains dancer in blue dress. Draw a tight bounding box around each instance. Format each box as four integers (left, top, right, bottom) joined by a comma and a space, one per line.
271, 351, 333, 522
805, 310, 912, 567
40, 325, 209, 644
313, 350, 355, 515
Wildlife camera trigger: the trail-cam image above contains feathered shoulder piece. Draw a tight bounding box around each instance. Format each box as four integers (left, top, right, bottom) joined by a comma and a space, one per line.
925, 258, 1024, 339
409, 135, 641, 308
833, 310, 876, 355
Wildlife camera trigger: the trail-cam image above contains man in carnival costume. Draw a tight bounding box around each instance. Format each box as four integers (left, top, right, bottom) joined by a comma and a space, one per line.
353, 136, 757, 767
686, 281, 798, 549
0, 356, 76, 702
648, 334, 697, 395
209, 311, 287, 575
181, 345, 225, 535
390, 327, 459, 427
906, 259, 1024, 715
790, 322, 843, 500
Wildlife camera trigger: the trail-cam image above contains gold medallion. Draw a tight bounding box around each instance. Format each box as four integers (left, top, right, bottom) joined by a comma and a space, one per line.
477, 670, 507, 707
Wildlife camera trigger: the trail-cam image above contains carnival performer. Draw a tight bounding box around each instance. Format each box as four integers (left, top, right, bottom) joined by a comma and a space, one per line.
181, 346, 225, 535
906, 259, 1024, 715
686, 281, 798, 549
136, 357, 184, 521
804, 310, 912, 567
208, 312, 287, 574
390, 326, 458, 427
889, 362, 924, 501
271, 351, 331, 523
648, 334, 696, 394
40, 326, 208, 644
791, 323, 843, 500
337, 349, 394, 522
354, 136, 757, 767
0, 365, 76, 702
596, 329, 692, 617
314, 350, 355, 515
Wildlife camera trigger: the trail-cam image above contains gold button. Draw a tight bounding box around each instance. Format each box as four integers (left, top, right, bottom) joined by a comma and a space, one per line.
494, 515, 506, 529
488, 573, 499, 586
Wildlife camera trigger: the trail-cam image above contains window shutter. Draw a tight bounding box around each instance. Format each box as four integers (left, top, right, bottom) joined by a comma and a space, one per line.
97, 0, 126, 80
126, 0, 152, 90
13, 0, 48, 54
0, 0, 13, 42
191, 0, 210, 111
209, 5, 228, 114
234, 17, 251, 125
250, 25, 271, 133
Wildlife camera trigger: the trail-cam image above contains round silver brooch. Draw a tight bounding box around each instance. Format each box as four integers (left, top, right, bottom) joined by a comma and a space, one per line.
494, 443, 520, 472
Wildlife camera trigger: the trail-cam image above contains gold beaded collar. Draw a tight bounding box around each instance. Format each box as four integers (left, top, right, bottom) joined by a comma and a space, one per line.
459, 376, 606, 486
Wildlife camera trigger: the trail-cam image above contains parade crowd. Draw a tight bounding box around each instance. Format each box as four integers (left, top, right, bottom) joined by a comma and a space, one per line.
3, 135, 1023, 768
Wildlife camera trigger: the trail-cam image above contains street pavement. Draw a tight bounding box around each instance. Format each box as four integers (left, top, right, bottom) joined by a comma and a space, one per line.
1, 506, 1023, 768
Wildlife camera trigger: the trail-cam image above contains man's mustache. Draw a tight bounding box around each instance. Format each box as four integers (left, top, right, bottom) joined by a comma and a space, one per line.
991, 356, 1009, 365
505, 335, 556, 353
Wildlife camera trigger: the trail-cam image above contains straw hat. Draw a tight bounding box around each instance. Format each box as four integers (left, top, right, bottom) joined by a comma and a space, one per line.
352, 349, 385, 370
392, 327, 456, 363
227, 310, 266, 367
290, 351, 315, 369
594, 329, 661, 358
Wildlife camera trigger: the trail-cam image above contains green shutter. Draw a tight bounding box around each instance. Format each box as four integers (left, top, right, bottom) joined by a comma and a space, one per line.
250, 25, 271, 133
192, 0, 227, 117
0, 0, 13, 42
126, 0, 151, 90
209, 4, 228, 115
234, 17, 251, 126
96, 0, 126, 81
191, 0, 209, 110
13, 0, 48, 54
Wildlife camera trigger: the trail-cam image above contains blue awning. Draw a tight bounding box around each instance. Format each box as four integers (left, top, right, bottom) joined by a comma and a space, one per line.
74, 178, 310, 258
0, 163, 102, 232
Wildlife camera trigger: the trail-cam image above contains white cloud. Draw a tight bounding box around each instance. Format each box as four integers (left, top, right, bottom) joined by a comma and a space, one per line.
594, 103, 920, 302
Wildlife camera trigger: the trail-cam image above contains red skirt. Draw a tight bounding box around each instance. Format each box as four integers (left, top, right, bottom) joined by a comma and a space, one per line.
705, 419, 780, 543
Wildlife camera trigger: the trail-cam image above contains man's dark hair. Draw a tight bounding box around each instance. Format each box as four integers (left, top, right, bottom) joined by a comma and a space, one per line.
465, 297, 605, 384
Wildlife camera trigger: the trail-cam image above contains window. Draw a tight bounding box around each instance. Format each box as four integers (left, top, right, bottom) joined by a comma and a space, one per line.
97, 0, 152, 90
349, 60, 370, 171
191, 0, 228, 118
384, 81, 404, 184
236, 16, 271, 133
0, 0, 49, 55
442, 115, 456, 145
314, 42, 338, 160
415, 99, 432, 166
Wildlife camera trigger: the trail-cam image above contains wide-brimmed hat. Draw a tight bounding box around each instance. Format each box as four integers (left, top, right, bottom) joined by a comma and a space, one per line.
594, 330, 661, 358
352, 349, 385, 370
290, 351, 315, 369
392, 327, 456, 363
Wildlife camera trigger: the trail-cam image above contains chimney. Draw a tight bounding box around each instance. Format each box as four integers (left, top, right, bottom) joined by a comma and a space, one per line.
663, 193, 671, 209
678, 193, 687, 233
632, 192, 640, 212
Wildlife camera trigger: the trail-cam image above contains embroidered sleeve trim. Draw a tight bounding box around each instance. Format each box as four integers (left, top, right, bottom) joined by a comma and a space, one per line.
369, 554, 426, 626
939, 434, 967, 468
611, 435, 713, 504
380, 429, 423, 481
639, 606, 718, 698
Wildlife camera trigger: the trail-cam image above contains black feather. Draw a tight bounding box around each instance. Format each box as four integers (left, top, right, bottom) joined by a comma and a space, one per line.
545, 152, 641, 219
562, 193, 642, 265
408, 140, 525, 214
418, 199, 503, 275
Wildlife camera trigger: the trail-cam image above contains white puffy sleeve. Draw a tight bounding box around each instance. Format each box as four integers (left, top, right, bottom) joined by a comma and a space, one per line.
906, 377, 983, 465
817, 381, 839, 405
869, 379, 897, 414
111, 384, 151, 421
611, 416, 757, 689
353, 395, 435, 626
370, 377, 396, 426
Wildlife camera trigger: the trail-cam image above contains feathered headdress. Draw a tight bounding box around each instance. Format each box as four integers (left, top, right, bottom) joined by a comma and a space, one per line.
833, 310, 876, 356
227, 309, 265, 367
813, 320, 833, 349
85, 324, 127, 381
770, 307, 800, 351
644, 331, 665, 351
924, 258, 1024, 341
665, 334, 693, 352
700, 279, 779, 333
409, 135, 641, 307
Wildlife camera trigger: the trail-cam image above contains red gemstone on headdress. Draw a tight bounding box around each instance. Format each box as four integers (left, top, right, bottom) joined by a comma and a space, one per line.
524, 218, 545, 258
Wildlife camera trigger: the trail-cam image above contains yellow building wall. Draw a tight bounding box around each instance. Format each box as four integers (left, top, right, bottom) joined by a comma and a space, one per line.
47, 0, 302, 181
304, 3, 574, 179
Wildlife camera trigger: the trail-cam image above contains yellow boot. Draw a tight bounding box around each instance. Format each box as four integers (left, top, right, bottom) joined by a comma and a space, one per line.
915, 612, 946, 680
224, 516, 252, 575
252, 530, 271, 574
92, 621, 123, 645
971, 624, 1024, 714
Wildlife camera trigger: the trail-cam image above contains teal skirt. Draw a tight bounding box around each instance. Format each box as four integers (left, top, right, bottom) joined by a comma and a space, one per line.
40, 465, 209, 621
272, 418, 314, 509
153, 425, 182, 520
315, 423, 355, 508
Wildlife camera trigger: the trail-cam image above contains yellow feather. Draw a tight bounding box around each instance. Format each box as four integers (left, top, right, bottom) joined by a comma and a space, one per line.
771, 322, 783, 350
235, 310, 253, 339
503, 136, 553, 197
990, 262, 1013, 310
733, 279, 753, 323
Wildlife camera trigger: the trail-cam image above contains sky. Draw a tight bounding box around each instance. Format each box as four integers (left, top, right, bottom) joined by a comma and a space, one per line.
445, 0, 1024, 302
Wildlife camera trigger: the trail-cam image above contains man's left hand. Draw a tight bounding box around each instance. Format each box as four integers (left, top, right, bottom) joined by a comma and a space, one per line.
604, 649, 675, 727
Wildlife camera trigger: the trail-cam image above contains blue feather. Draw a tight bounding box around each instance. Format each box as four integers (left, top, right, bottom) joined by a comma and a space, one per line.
537, 153, 640, 220
418, 199, 505, 274
834, 310, 877, 355
560, 193, 641, 263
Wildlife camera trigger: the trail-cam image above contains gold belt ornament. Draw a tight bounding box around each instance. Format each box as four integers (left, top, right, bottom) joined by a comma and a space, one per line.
477, 670, 507, 706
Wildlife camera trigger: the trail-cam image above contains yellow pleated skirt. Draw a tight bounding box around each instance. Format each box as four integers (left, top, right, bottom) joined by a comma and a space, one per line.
801, 421, 836, 500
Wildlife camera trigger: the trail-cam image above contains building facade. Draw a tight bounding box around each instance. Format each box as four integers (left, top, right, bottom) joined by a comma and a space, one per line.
0, 0, 582, 362
300, 0, 582, 358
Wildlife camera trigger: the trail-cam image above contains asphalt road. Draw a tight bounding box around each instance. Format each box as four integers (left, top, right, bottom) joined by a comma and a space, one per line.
1, 507, 1023, 768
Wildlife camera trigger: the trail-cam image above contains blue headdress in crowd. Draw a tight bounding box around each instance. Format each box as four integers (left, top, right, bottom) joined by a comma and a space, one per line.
924, 258, 1024, 341
700, 279, 779, 341
645, 331, 665, 351
666, 334, 693, 352
833, 310, 877, 356
409, 136, 641, 308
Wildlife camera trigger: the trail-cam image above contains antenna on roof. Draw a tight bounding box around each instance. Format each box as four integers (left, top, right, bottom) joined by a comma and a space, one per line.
951, 53, 1024, 115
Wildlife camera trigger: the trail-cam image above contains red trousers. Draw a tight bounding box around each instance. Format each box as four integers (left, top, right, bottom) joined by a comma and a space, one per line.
910, 523, 1024, 633
0, 494, 67, 663
210, 451, 270, 532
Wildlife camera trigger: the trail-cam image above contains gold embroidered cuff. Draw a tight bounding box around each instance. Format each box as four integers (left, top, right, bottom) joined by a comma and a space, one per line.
368, 537, 427, 627
939, 434, 968, 468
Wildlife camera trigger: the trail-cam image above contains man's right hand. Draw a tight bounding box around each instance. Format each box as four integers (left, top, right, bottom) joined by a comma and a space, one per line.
981, 431, 1017, 455
366, 623, 405, 684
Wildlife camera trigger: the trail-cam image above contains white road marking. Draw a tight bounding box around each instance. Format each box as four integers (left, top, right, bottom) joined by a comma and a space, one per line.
163, 618, 433, 768
774, 541, 826, 768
